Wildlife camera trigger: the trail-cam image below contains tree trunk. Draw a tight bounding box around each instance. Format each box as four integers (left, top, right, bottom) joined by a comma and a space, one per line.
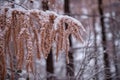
64, 0, 74, 79
41, 0, 54, 80
108, 0, 120, 78
111, 33, 119, 80
98, 0, 112, 80
46, 50, 54, 80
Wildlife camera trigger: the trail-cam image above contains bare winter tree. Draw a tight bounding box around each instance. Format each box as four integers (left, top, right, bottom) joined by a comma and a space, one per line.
98, 0, 112, 80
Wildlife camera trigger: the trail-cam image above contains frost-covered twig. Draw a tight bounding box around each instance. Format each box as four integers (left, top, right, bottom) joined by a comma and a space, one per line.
7, 0, 28, 10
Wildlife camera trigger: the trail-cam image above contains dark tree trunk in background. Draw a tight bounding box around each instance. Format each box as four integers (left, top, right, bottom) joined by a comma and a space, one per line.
64, 0, 74, 79
111, 34, 120, 80
114, 4, 120, 79
42, 0, 49, 11
42, 0, 54, 80
108, 1, 120, 78
98, 0, 111, 80
110, 10, 120, 80
46, 50, 54, 80
11, 0, 14, 8
64, 0, 70, 14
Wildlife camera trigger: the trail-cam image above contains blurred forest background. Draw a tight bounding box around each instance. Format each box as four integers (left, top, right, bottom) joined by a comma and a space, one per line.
0, 0, 120, 80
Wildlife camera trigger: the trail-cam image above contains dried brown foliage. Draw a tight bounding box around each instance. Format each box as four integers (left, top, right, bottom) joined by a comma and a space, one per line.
0, 8, 86, 79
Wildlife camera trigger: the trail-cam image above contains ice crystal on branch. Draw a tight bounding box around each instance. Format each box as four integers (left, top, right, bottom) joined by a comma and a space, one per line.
0, 8, 86, 75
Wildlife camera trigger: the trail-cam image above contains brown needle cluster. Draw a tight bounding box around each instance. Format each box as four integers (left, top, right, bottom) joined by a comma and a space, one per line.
0, 8, 86, 78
